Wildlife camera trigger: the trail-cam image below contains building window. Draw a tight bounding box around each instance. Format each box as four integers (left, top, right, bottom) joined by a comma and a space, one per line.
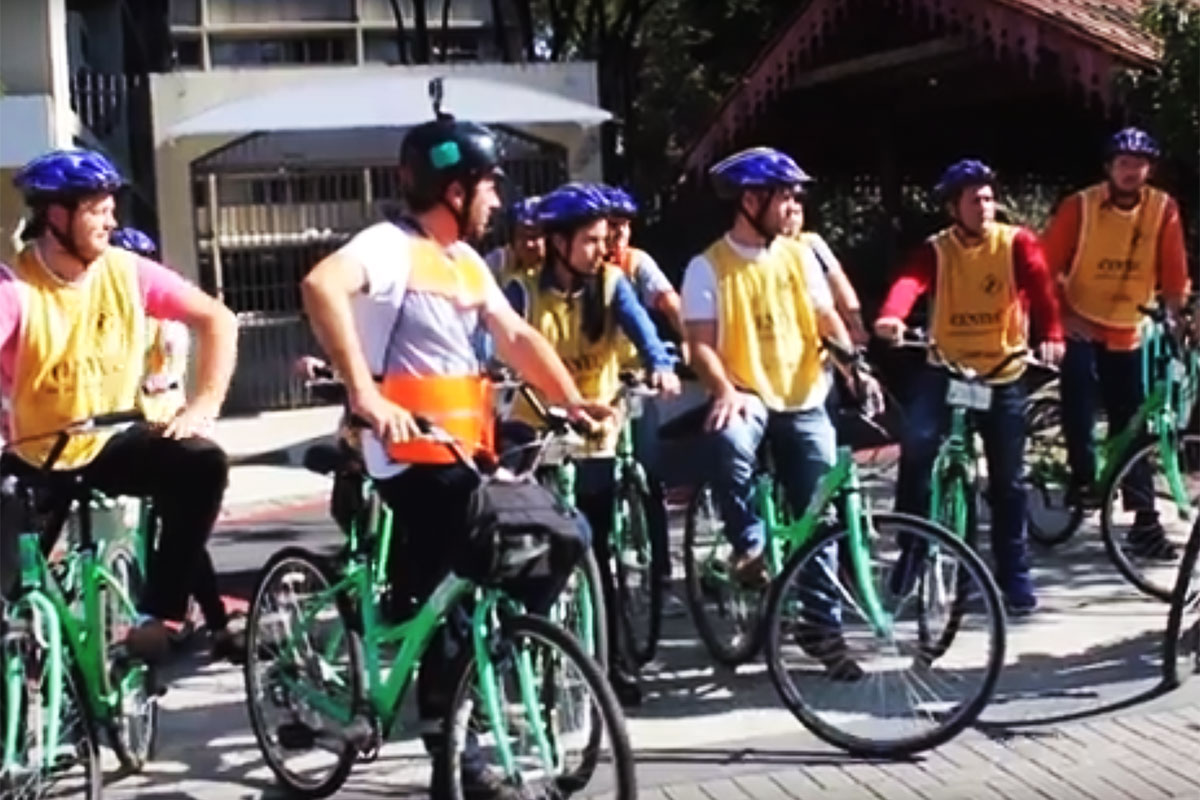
172, 35, 203, 68
210, 34, 353, 66
363, 28, 483, 63
207, 0, 355, 24
169, 0, 201, 27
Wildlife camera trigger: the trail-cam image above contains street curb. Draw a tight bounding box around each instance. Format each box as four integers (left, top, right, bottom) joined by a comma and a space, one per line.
217, 493, 327, 526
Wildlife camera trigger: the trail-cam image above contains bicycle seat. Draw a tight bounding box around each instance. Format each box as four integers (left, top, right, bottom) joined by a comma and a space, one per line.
303, 441, 364, 477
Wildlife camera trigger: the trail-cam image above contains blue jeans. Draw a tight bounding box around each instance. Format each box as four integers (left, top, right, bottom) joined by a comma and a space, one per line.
894, 365, 1031, 591
709, 395, 839, 625
1060, 338, 1154, 511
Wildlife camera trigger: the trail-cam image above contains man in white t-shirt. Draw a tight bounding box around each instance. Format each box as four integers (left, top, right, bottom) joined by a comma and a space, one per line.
300, 112, 609, 800
682, 148, 879, 681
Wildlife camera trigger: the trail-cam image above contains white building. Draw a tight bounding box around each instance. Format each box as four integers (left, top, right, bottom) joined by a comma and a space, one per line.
3, 0, 610, 411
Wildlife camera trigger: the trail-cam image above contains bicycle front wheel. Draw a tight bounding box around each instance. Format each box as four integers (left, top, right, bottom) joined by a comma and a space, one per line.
613, 479, 663, 666
244, 547, 361, 799
554, 546, 609, 668
764, 513, 1005, 757
1100, 433, 1200, 601
922, 465, 979, 654
682, 484, 765, 666
444, 614, 636, 799
1163, 518, 1200, 688
1, 611, 101, 800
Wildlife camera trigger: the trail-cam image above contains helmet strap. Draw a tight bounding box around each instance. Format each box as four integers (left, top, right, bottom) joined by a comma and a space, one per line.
737, 191, 777, 248
45, 207, 90, 268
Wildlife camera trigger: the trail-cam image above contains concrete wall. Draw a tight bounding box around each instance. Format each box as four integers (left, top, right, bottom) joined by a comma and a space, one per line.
151, 60, 606, 282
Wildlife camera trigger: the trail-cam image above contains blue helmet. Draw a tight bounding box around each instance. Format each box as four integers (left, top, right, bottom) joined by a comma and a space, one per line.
14, 149, 124, 204
536, 183, 612, 230
509, 196, 542, 228
603, 186, 638, 219
1106, 127, 1159, 160
933, 159, 995, 202
110, 227, 158, 258
708, 147, 812, 199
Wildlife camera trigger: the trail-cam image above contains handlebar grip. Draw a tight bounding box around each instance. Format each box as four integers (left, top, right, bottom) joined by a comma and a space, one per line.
413, 415, 434, 435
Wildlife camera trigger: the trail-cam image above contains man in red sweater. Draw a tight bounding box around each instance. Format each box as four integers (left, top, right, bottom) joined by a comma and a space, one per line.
1041, 128, 1191, 559
875, 160, 1064, 614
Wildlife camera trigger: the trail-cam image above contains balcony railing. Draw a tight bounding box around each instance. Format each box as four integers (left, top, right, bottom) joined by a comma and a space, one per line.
68, 70, 149, 142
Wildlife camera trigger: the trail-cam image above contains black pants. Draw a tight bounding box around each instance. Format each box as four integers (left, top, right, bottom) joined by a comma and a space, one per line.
0, 425, 228, 620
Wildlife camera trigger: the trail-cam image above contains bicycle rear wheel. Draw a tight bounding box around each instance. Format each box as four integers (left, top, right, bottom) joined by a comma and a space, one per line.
683, 484, 764, 666
613, 479, 663, 666
244, 547, 361, 799
920, 465, 977, 655
1023, 396, 1084, 547
555, 547, 609, 668
1100, 433, 1200, 602
1163, 518, 1200, 688
764, 513, 1005, 757
443, 614, 636, 799
1, 611, 101, 800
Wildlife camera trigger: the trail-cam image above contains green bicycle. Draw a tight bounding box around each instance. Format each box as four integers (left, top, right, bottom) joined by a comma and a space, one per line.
679, 345, 1006, 756
243, 407, 635, 799
1, 412, 160, 800
1025, 306, 1199, 601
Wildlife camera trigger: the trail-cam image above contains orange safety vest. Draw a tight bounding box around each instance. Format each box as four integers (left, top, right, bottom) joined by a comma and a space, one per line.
1063, 183, 1168, 329
379, 237, 495, 465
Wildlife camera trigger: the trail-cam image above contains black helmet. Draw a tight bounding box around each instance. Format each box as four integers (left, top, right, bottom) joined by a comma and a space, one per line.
399, 116, 502, 212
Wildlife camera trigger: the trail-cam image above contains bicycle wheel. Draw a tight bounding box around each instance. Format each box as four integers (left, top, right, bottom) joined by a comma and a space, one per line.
99, 543, 158, 773
244, 547, 361, 799
1163, 518, 1200, 688
443, 614, 636, 800
1, 614, 102, 800
764, 513, 1005, 757
1023, 396, 1084, 546
613, 479, 663, 666
1100, 433, 1200, 602
683, 484, 764, 666
920, 466, 978, 654
549, 544, 609, 672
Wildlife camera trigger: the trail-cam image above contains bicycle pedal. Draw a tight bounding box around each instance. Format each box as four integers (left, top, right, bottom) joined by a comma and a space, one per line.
344, 716, 378, 753
276, 721, 318, 750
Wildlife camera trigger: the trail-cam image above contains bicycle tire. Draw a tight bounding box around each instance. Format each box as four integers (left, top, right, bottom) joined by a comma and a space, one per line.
1023, 396, 1084, 547
99, 543, 159, 773
764, 513, 1005, 757
919, 465, 977, 655
1100, 433, 1200, 602
1, 614, 102, 800
1162, 518, 1200, 688
442, 613, 637, 800
683, 484, 764, 667
244, 547, 361, 800
571, 546, 609, 669
613, 479, 663, 666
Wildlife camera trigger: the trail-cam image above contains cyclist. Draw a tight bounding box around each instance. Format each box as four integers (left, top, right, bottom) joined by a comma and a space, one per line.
1041, 128, 1192, 558
875, 159, 1064, 615
109, 226, 244, 662
483, 195, 543, 284
682, 147, 879, 680
298, 113, 611, 799
0, 150, 238, 661
501, 181, 680, 706
782, 207, 869, 346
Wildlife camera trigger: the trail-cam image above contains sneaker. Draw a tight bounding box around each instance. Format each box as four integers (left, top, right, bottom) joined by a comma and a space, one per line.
793, 622, 865, 682
729, 550, 769, 589
210, 612, 247, 664
1127, 518, 1178, 561
125, 617, 171, 663
432, 761, 531, 800
999, 574, 1038, 618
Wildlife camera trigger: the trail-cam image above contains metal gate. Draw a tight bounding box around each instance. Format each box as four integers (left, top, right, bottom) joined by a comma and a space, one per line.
190, 126, 568, 413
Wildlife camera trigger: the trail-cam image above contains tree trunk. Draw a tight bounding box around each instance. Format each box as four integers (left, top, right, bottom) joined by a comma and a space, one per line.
440, 0, 453, 62
413, 0, 432, 63
385, 0, 409, 64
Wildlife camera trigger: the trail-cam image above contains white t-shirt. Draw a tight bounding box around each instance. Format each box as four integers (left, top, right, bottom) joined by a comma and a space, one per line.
681, 234, 832, 410
623, 248, 675, 307
338, 221, 508, 478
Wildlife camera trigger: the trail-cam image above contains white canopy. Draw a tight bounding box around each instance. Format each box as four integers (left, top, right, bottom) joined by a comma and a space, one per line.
167, 73, 611, 139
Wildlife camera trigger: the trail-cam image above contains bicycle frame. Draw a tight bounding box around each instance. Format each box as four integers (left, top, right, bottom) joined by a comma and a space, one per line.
760, 446, 890, 635
2, 527, 139, 770
929, 405, 978, 530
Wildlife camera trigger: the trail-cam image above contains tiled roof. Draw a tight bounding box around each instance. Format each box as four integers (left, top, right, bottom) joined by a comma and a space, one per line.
992, 0, 1163, 62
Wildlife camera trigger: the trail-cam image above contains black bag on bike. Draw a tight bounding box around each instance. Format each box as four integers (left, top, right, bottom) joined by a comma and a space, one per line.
457, 476, 585, 591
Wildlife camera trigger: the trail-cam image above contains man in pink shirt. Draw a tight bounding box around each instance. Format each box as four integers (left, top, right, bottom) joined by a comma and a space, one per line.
0, 149, 238, 662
